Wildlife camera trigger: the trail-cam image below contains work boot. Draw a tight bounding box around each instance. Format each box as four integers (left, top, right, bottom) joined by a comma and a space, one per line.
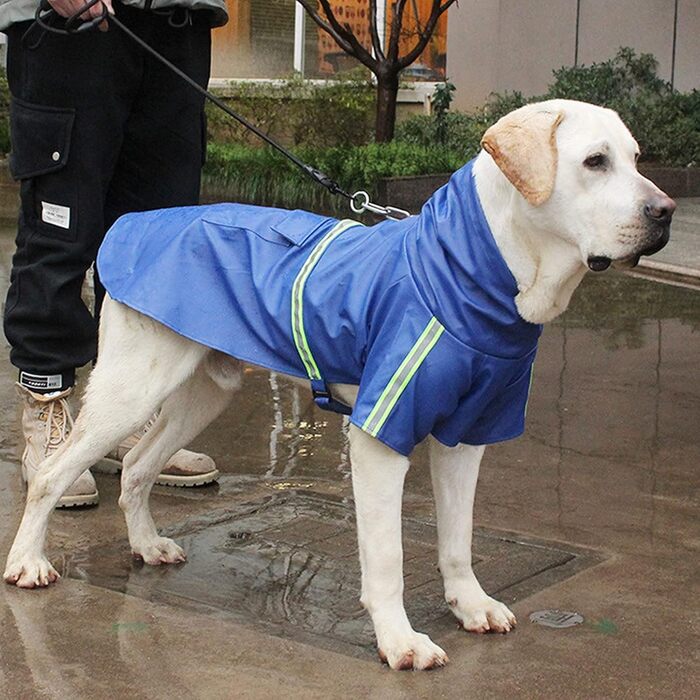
97, 413, 219, 487
17, 384, 99, 508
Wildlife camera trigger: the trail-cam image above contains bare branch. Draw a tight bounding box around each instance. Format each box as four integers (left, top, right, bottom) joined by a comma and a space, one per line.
441, 0, 460, 14
343, 22, 379, 69
296, 0, 353, 55
398, 0, 457, 69
410, 0, 425, 36
439, 0, 460, 14
317, 0, 377, 69
368, 0, 385, 61
387, 0, 409, 62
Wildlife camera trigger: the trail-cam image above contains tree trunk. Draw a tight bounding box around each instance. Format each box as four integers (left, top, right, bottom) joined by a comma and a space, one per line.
375, 72, 400, 142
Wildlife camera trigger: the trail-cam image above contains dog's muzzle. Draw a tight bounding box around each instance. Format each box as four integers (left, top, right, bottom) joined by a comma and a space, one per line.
632, 193, 675, 263
639, 226, 670, 257
588, 194, 674, 273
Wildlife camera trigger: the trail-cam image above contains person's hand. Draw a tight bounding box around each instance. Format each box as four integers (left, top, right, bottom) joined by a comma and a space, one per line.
48, 0, 114, 31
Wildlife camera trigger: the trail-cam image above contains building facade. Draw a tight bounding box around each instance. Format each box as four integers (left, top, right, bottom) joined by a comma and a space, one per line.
211, 0, 700, 113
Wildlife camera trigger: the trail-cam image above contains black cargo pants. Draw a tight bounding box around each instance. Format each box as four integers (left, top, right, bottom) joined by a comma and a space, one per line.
3, 5, 211, 392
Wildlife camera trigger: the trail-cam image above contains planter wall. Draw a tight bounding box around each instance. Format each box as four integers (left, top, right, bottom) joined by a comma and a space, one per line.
638, 165, 700, 199
377, 174, 450, 214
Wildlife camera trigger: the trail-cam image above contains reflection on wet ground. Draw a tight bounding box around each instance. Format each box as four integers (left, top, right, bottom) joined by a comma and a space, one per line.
65, 490, 598, 656
0, 223, 698, 694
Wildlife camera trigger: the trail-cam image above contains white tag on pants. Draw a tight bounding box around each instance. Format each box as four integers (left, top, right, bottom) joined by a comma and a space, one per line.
41, 201, 71, 229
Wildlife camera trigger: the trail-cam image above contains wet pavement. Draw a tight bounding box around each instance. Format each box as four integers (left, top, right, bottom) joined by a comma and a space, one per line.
0, 222, 699, 699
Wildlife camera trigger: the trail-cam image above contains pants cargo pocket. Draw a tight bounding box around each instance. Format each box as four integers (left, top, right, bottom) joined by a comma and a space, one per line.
9, 97, 77, 242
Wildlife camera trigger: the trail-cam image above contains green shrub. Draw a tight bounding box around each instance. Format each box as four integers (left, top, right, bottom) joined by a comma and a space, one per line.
396, 48, 700, 167
479, 91, 530, 123
545, 47, 699, 166
395, 90, 532, 158
546, 47, 667, 103
203, 141, 462, 212
620, 90, 700, 167
207, 73, 375, 149
394, 112, 482, 159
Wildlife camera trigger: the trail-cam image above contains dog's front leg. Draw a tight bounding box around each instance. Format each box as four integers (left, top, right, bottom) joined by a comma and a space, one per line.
430, 439, 516, 633
349, 425, 447, 670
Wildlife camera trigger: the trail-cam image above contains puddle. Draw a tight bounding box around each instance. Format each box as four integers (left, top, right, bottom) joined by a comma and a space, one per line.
63, 491, 599, 656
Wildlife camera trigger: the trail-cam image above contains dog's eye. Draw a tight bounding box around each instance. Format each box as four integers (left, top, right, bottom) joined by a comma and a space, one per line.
583, 153, 607, 169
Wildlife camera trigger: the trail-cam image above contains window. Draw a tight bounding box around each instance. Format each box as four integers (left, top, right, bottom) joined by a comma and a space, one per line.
302, 3, 366, 78
385, 0, 447, 81
212, 1, 447, 82
211, 0, 296, 79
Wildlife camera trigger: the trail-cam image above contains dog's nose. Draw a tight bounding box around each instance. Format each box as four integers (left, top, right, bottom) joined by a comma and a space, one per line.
644, 195, 676, 224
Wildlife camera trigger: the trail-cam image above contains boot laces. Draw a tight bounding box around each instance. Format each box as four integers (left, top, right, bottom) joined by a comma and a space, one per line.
38, 396, 74, 456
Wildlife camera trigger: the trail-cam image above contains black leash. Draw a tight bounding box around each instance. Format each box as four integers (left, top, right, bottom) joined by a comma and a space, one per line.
23, 0, 411, 221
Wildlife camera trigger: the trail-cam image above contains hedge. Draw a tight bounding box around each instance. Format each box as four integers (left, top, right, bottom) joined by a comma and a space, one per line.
396, 48, 700, 168
203, 141, 463, 214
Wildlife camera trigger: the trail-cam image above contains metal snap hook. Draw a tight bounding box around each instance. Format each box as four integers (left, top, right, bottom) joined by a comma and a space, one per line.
350, 191, 370, 215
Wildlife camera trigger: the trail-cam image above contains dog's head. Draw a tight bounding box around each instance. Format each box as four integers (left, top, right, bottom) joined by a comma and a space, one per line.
481, 99, 674, 271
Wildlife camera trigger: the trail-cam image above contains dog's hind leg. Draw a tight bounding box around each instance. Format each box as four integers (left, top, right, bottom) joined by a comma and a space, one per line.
349, 425, 448, 670
429, 439, 516, 633
118, 352, 240, 565
3, 300, 208, 588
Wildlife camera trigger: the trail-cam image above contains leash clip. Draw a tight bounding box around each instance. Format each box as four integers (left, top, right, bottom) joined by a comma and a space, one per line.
350, 191, 411, 221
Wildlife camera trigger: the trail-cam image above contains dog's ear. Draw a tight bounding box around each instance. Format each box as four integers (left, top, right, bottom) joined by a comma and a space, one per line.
481, 107, 564, 206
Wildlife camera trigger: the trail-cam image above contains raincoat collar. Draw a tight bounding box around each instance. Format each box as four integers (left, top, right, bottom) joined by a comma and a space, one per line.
407, 159, 542, 358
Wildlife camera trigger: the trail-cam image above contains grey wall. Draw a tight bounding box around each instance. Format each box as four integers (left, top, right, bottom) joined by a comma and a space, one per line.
447, 0, 699, 110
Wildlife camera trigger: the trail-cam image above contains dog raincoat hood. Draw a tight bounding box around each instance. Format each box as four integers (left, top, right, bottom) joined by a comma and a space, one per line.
97, 160, 542, 455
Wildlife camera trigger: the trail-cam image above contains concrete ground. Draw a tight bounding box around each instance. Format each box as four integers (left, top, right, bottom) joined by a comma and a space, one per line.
0, 204, 698, 699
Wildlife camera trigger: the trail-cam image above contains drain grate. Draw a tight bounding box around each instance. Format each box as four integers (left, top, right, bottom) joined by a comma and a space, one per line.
530, 610, 585, 628
65, 491, 601, 655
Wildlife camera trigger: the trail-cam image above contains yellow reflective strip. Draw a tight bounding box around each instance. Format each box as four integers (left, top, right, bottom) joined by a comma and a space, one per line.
291, 220, 361, 380
362, 317, 444, 436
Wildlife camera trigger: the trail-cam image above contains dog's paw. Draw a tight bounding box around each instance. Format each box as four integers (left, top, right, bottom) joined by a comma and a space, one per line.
377, 631, 449, 670
131, 537, 186, 566
449, 594, 517, 634
3, 554, 60, 588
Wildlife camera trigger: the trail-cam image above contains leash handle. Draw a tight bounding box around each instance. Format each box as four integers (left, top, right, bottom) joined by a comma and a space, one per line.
23, 0, 108, 48
42, 0, 107, 33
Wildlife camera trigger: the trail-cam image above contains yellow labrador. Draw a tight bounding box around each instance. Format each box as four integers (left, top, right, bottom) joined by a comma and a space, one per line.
4, 100, 674, 670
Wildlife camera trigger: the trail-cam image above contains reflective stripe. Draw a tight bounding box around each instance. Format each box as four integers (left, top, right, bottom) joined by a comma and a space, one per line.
362, 317, 444, 437
523, 363, 535, 417
291, 220, 361, 379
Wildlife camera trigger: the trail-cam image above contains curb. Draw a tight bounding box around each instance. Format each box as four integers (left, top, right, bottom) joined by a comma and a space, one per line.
633, 258, 700, 288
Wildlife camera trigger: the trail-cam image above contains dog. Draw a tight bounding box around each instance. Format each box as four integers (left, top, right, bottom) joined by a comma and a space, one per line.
3, 100, 674, 670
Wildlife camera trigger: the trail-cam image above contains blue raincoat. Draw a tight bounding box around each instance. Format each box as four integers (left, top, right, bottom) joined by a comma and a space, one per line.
97, 159, 542, 456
